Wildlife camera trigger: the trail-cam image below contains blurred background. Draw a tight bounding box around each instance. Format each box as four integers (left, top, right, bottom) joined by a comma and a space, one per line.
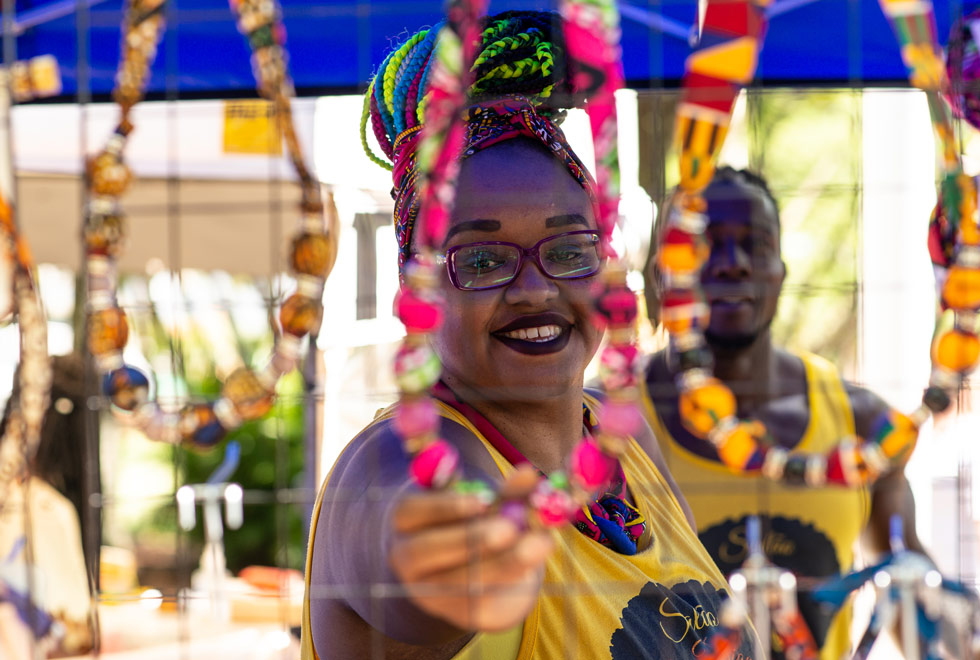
1, 0, 979, 658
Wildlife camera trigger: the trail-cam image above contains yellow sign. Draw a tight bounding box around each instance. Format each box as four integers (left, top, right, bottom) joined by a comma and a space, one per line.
222, 100, 283, 155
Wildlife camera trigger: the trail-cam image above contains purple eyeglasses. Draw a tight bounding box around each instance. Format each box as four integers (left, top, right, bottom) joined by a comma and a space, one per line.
437, 230, 601, 291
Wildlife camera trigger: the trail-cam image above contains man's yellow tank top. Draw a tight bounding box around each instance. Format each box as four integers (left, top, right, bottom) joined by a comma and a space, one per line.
641, 351, 871, 660
301, 395, 755, 660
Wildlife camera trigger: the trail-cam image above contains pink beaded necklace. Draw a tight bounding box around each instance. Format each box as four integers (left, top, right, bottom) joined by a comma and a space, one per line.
388, 0, 648, 534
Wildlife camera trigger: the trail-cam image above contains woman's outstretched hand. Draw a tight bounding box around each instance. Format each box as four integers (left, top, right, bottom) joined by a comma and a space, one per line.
388, 465, 554, 633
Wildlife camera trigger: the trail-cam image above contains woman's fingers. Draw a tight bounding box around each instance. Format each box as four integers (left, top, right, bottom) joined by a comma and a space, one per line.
401, 530, 555, 632
389, 515, 520, 581
497, 464, 541, 500
392, 492, 488, 534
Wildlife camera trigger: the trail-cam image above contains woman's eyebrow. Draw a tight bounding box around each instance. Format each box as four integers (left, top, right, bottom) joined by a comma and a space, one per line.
443, 219, 501, 244
545, 214, 588, 228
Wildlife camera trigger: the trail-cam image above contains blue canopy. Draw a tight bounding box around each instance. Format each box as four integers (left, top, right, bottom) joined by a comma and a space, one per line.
4, 0, 966, 99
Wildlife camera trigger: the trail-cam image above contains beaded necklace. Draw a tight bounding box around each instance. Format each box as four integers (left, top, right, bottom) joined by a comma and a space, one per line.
0, 58, 60, 497
391, 0, 646, 531
86, 0, 338, 447
657, 0, 979, 488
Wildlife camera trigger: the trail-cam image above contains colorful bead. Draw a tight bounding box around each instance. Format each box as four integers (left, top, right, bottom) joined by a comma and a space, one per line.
599, 398, 643, 438
394, 396, 440, 439
598, 344, 639, 391
88, 307, 129, 356
942, 264, 980, 310
826, 442, 862, 486
409, 438, 459, 489
714, 421, 761, 471
530, 477, 577, 528
84, 203, 126, 256
87, 150, 132, 197
932, 328, 980, 373
804, 454, 828, 487
279, 292, 320, 337
782, 454, 808, 486
179, 403, 226, 449
290, 232, 338, 278
102, 365, 149, 412
678, 377, 736, 439
569, 438, 617, 492
922, 385, 952, 413
222, 367, 274, 421
395, 287, 443, 334
394, 342, 442, 394
661, 289, 709, 335
658, 226, 708, 274
762, 446, 788, 481
592, 280, 638, 328
871, 410, 919, 460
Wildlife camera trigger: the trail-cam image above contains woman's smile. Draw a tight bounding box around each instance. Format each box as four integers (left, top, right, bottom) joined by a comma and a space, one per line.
491, 312, 573, 355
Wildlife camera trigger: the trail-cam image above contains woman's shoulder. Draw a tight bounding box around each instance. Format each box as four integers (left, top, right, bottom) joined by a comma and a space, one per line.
324, 404, 502, 497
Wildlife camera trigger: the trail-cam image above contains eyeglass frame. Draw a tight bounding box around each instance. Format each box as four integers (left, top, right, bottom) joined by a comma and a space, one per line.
435, 229, 603, 291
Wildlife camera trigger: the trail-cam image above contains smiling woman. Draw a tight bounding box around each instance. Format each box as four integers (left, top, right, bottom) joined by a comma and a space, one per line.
301, 10, 754, 660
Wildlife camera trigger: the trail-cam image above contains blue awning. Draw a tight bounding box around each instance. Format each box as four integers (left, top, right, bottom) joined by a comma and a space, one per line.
3, 0, 967, 99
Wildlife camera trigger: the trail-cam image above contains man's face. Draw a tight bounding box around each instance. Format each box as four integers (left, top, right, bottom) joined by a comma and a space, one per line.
698, 179, 785, 348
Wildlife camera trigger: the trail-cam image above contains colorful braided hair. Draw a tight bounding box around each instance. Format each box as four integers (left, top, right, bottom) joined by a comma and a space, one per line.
360, 10, 575, 171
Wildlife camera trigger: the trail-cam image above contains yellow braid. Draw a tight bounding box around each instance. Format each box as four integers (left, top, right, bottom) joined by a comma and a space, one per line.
360, 79, 393, 171
383, 32, 425, 116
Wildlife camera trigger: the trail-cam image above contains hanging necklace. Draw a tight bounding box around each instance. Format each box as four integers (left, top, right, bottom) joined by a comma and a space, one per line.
85, 0, 338, 448
0, 58, 61, 499
657, 0, 978, 488
387, 0, 646, 532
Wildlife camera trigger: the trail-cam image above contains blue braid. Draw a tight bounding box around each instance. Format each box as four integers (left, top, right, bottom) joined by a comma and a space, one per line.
393, 26, 440, 134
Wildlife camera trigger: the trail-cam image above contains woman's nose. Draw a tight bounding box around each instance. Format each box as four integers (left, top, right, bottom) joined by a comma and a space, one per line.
503, 256, 559, 306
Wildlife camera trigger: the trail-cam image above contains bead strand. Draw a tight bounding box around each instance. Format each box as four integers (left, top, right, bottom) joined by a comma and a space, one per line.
86, 0, 339, 450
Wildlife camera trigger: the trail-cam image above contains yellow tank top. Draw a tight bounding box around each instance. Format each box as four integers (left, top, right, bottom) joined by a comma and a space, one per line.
641, 351, 871, 660
301, 395, 754, 660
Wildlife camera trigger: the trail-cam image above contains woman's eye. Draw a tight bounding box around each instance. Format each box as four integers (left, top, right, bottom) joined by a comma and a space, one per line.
459, 250, 505, 271
547, 246, 585, 263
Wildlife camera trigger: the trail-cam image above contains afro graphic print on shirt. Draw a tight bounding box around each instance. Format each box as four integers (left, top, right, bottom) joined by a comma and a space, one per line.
610, 579, 756, 659
699, 515, 840, 650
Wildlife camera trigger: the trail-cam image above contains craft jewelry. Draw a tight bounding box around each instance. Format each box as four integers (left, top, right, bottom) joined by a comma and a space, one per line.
373, 0, 644, 532
0, 58, 61, 496
656, 0, 980, 487
85, 0, 338, 449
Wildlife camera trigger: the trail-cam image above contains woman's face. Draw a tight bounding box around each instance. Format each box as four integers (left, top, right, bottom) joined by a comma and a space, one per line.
429, 138, 601, 402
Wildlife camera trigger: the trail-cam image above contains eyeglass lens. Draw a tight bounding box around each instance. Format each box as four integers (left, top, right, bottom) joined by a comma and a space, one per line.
451, 232, 600, 290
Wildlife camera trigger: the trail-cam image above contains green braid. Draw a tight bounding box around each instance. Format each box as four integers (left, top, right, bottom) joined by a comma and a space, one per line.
383, 31, 426, 116
361, 79, 393, 171
363, 10, 575, 168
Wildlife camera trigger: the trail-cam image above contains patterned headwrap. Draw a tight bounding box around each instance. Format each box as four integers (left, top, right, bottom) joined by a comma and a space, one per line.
391, 95, 597, 269
946, 7, 980, 131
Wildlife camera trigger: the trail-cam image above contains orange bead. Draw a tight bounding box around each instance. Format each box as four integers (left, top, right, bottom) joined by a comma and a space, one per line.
88, 151, 132, 197
88, 307, 129, 356
942, 265, 980, 311
679, 378, 736, 439
658, 227, 708, 275
876, 412, 919, 460
290, 232, 338, 278
716, 422, 760, 470
962, 220, 980, 247
279, 292, 320, 337
933, 329, 980, 374
222, 367, 274, 421
661, 290, 709, 335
